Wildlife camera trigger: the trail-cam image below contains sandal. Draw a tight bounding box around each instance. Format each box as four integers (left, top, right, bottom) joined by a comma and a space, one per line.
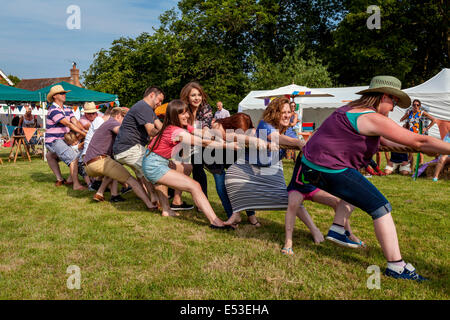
249, 220, 261, 227
281, 247, 294, 255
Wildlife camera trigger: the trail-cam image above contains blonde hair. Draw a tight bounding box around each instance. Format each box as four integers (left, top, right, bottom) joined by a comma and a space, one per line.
347, 93, 383, 111
64, 131, 78, 146
110, 107, 128, 118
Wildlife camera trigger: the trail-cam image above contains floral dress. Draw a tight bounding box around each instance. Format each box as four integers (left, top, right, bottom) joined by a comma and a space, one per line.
407, 110, 424, 134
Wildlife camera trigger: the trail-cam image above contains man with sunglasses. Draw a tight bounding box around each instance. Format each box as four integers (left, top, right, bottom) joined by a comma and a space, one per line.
45, 84, 87, 189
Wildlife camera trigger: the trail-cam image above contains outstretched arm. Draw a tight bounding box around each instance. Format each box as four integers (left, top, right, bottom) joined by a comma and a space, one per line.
358, 113, 450, 155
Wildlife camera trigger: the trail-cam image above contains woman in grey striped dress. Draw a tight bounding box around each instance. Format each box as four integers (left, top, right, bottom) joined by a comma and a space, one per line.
225, 97, 307, 223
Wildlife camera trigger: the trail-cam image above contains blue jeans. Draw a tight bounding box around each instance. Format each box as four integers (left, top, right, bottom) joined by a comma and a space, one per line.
213, 169, 255, 219
300, 161, 391, 220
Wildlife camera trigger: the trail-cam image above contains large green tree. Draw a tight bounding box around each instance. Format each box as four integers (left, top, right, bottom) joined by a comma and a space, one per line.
328, 0, 449, 87
84, 0, 337, 112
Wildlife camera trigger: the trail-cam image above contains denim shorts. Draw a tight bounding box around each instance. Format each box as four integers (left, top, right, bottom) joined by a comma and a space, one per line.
46, 139, 79, 167
142, 150, 170, 184
299, 160, 392, 220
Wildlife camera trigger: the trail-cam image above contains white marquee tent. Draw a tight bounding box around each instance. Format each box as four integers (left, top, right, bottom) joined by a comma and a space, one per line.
239, 68, 450, 138
390, 68, 450, 138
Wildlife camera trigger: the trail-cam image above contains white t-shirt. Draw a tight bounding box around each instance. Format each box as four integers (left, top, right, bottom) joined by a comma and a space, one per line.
82, 116, 105, 156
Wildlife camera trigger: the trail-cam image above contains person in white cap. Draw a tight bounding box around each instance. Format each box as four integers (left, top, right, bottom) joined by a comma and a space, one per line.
45, 84, 87, 190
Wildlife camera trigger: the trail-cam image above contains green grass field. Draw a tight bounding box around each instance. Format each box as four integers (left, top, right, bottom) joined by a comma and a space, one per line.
0, 149, 448, 300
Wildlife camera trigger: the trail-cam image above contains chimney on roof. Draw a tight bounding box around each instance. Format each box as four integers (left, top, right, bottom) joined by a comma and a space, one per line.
70, 62, 81, 87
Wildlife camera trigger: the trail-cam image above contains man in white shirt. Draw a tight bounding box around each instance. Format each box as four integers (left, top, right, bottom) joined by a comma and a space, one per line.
213, 101, 230, 119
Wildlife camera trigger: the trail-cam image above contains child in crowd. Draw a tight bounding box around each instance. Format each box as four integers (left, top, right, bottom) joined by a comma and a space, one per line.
64, 131, 84, 153
64, 131, 90, 186
142, 99, 237, 229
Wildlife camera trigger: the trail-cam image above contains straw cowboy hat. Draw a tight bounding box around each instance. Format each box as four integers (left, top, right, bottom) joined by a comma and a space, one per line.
47, 85, 71, 103
356, 75, 411, 108
83, 102, 98, 113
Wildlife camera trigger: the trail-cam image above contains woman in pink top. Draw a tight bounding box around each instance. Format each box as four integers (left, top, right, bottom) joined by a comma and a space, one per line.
142, 99, 238, 229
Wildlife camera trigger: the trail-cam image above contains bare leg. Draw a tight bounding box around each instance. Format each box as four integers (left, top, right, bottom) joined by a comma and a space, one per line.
46, 151, 63, 181
157, 170, 225, 226
170, 162, 192, 206
140, 177, 159, 205
83, 175, 91, 186
154, 184, 178, 217
70, 160, 86, 190
96, 177, 112, 197
126, 177, 158, 211
285, 191, 324, 247
313, 191, 364, 245
110, 179, 119, 197
296, 205, 324, 243
373, 213, 402, 261
433, 155, 448, 179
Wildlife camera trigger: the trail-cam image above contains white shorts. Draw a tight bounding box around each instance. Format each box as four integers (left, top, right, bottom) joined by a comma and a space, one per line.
385, 162, 411, 173
114, 144, 147, 178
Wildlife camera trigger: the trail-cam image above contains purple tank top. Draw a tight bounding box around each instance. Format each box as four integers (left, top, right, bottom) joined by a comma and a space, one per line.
303, 105, 380, 170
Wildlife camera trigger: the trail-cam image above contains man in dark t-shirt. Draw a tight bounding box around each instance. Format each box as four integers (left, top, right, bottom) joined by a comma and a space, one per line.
113, 86, 164, 205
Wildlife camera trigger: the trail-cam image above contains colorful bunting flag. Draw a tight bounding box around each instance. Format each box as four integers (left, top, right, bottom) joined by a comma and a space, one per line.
23, 128, 37, 143
10, 106, 15, 112
2, 106, 8, 112
17, 105, 23, 112
73, 106, 78, 112
6, 125, 16, 138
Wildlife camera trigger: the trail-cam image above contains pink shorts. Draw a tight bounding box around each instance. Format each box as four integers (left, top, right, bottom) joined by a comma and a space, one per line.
288, 188, 321, 201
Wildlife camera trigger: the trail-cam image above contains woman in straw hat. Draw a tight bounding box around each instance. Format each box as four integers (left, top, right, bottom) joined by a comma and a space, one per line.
289, 75, 450, 281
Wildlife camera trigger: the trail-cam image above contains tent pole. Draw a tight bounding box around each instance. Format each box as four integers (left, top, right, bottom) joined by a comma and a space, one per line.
42, 97, 47, 162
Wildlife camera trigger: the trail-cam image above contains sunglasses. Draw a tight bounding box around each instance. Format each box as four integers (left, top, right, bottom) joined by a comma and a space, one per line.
413, 103, 420, 106
388, 95, 398, 107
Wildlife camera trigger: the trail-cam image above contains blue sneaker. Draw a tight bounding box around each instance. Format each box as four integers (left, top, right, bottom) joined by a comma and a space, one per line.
325, 229, 360, 248
385, 263, 428, 282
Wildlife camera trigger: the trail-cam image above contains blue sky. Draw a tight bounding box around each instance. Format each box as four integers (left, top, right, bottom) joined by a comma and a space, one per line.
0, 0, 178, 80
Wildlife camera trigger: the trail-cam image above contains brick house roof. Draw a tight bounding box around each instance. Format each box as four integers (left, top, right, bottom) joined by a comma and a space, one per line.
16, 77, 72, 91
16, 64, 83, 91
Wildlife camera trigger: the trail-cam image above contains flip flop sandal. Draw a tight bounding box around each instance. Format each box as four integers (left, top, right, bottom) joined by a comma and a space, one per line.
249, 220, 261, 227
281, 247, 294, 255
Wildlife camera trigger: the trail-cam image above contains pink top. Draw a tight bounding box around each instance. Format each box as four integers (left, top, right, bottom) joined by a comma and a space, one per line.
79, 116, 91, 129
149, 125, 194, 159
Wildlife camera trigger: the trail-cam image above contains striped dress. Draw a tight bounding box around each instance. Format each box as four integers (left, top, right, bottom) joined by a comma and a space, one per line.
225, 159, 288, 212
225, 120, 291, 212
